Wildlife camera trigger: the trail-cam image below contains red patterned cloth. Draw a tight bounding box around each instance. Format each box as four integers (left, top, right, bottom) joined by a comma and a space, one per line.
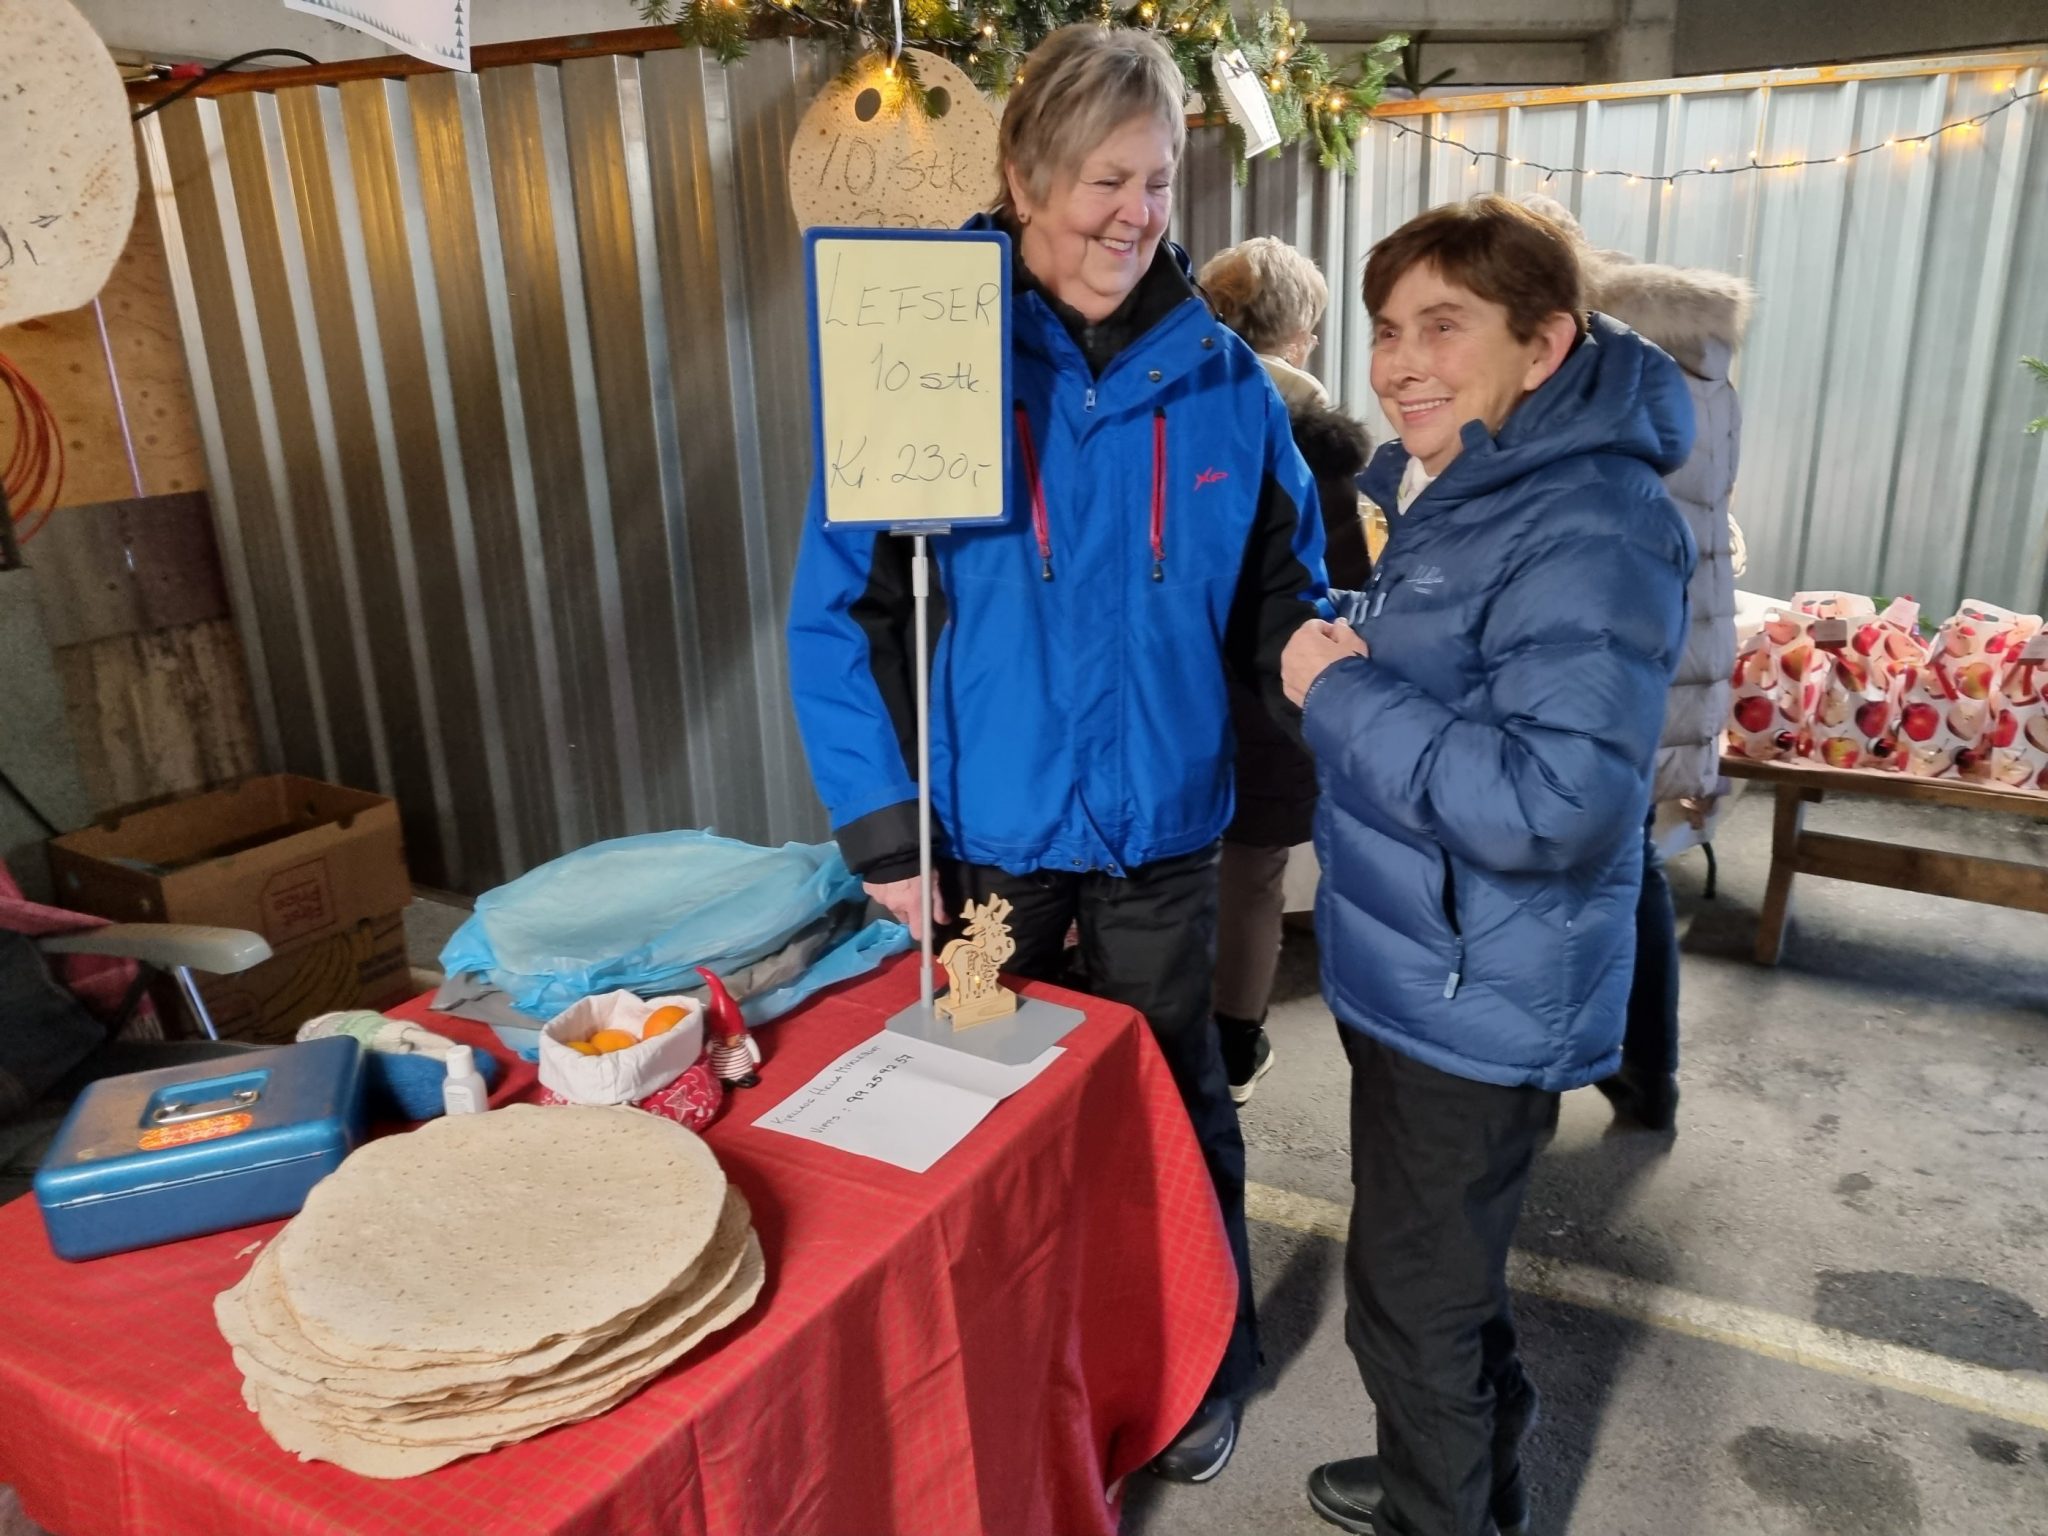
532, 1058, 724, 1130
0, 957, 1236, 1536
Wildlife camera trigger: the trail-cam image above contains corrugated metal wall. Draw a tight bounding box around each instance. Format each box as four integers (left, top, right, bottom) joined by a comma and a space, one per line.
146, 44, 2048, 893
142, 44, 837, 892
1188, 54, 2048, 628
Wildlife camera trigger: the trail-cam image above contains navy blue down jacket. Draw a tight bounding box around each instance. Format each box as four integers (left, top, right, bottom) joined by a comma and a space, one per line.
788, 231, 1327, 882
1304, 314, 1697, 1091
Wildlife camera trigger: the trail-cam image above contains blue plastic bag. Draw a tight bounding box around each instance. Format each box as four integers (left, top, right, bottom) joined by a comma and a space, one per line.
439, 832, 871, 1018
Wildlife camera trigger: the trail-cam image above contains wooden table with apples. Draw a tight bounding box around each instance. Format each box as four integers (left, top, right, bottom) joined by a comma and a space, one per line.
1719, 755, 2048, 965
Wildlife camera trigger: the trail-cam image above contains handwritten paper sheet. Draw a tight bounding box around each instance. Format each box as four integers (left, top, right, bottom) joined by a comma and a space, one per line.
284, 0, 469, 69
807, 231, 1009, 528
754, 1031, 1062, 1173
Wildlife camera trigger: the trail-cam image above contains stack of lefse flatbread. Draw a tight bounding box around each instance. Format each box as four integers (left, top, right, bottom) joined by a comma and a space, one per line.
214, 1104, 763, 1479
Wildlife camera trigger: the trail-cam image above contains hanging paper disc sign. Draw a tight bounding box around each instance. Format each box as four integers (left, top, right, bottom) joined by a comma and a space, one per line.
788, 48, 999, 232
0, 0, 138, 327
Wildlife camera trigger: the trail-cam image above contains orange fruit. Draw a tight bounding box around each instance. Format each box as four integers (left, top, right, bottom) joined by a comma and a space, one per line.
588, 1029, 640, 1054
564, 1039, 600, 1056
642, 1005, 688, 1040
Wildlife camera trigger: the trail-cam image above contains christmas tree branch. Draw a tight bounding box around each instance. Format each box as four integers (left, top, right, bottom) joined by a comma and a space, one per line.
636, 0, 1401, 172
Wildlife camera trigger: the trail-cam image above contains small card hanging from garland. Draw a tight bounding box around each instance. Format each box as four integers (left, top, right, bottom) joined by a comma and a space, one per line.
788, 48, 1000, 230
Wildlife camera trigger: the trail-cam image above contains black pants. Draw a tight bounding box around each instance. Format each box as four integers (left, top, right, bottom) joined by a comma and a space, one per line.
1340, 1027, 1558, 1536
945, 847, 1258, 1403
1623, 825, 1680, 1078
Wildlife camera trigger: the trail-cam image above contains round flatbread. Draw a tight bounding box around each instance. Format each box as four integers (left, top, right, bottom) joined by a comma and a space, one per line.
249, 1233, 766, 1479
274, 1105, 726, 1361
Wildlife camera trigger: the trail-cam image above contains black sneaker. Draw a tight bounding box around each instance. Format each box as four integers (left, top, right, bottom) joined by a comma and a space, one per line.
1218, 1017, 1275, 1105
1149, 1396, 1239, 1483
1306, 1455, 1529, 1536
1596, 1067, 1679, 1132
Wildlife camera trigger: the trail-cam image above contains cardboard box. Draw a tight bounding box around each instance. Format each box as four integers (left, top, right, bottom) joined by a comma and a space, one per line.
49, 776, 413, 1042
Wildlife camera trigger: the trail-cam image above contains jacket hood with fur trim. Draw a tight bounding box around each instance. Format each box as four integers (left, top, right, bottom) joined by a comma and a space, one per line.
1520, 194, 1753, 379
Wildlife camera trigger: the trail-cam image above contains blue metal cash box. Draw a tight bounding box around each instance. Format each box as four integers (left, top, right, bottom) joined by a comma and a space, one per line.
33, 1036, 367, 1261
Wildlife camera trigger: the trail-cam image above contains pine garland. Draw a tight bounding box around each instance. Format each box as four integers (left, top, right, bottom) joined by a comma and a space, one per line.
636, 0, 1403, 173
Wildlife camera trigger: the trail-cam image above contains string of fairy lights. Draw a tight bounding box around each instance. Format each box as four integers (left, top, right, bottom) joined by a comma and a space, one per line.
1372, 77, 2046, 190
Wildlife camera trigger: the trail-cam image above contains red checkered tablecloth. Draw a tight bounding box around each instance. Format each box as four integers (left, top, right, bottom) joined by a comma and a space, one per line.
0, 957, 1237, 1536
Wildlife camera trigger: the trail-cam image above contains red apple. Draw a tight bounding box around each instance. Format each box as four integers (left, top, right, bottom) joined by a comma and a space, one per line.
1733, 695, 1776, 734
1959, 661, 1995, 700
1902, 702, 1940, 741
1781, 641, 1815, 678
1989, 633, 2010, 655
1764, 617, 1800, 646
1856, 701, 1892, 738
1821, 737, 1861, 769
1853, 625, 1880, 656
1995, 709, 2020, 748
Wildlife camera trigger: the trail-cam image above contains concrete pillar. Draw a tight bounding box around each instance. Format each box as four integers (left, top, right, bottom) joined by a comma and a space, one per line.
1593, 0, 1678, 83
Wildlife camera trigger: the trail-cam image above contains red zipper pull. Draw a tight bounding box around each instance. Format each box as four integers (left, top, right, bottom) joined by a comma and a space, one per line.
1150, 407, 1166, 581
1015, 404, 1053, 581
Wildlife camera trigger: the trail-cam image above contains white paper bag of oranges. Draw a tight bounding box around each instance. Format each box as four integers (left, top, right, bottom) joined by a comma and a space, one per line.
537, 990, 706, 1106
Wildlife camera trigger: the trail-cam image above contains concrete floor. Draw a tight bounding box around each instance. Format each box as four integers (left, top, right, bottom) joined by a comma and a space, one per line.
1126, 789, 2048, 1536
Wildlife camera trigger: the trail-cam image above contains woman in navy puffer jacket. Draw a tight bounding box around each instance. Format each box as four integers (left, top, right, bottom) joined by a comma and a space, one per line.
1282, 197, 1694, 1536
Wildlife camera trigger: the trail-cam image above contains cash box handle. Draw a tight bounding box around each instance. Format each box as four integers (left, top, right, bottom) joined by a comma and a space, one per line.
151, 1087, 260, 1125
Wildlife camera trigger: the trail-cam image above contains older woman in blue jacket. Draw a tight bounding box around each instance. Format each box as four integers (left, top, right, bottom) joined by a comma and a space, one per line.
788, 25, 1327, 1484
1281, 196, 1695, 1536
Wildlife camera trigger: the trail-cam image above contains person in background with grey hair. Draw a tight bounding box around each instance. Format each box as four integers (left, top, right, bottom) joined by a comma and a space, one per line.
1522, 194, 1751, 1133
1197, 236, 1374, 1103
788, 24, 1332, 1483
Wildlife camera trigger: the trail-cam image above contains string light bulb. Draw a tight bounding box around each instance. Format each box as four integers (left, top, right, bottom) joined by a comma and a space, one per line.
1138, 0, 1155, 17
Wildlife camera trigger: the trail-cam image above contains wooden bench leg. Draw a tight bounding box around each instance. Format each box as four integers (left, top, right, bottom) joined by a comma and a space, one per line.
1755, 785, 1813, 965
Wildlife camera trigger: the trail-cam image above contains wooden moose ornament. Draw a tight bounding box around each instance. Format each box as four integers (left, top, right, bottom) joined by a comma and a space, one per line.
936, 894, 1019, 1031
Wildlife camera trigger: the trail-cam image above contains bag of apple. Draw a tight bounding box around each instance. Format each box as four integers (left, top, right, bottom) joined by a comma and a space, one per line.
1726, 607, 1822, 761
1988, 630, 2048, 791
1801, 598, 1925, 770
1893, 601, 2042, 780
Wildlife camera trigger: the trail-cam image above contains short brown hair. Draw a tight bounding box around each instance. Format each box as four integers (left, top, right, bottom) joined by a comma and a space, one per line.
1363, 195, 1585, 342
995, 26, 1187, 221
1197, 237, 1328, 354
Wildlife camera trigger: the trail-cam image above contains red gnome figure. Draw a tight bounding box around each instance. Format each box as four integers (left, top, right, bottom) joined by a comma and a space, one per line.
695, 966, 763, 1088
